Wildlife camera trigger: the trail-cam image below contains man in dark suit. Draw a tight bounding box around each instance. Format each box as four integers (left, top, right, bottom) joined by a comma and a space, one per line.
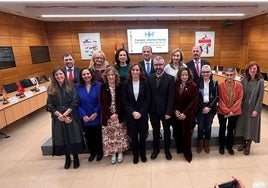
138, 45, 158, 139
138, 45, 155, 77
186, 45, 211, 85
186, 45, 211, 131
148, 56, 175, 160
62, 53, 81, 84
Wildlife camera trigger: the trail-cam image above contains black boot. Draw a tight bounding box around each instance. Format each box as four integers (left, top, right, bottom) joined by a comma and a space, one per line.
64, 155, 71, 169
73, 154, 80, 169
237, 138, 246, 151
244, 140, 252, 155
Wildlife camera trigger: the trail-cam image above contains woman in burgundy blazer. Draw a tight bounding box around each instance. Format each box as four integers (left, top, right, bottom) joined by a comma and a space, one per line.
99, 67, 129, 164
173, 67, 199, 162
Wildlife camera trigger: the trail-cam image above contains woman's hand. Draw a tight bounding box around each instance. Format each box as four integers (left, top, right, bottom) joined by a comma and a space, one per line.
110, 114, 118, 121
251, 110, 258, 117
64, 117, 72, 124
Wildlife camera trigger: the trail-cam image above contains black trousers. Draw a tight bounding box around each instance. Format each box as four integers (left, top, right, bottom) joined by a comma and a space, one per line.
218, 114, 239, 149
127, 116, 147, 158
83, 125, 103, 155
149, 113, 171, 152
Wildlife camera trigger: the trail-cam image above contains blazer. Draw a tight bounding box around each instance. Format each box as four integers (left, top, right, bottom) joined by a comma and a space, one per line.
218, 80, 243, 116
76, 82, 102, 126
63, 66, 81, 84
99, 83, 125, 125
122, 79, 150, 121
186, 59, 210, 84
148, 72, 175, 116
174, 82, 199, 119
138, 60, 155, 77
197, 78, 219, 113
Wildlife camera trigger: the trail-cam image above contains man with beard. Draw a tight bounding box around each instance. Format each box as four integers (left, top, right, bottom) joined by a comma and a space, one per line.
62, 53, 81, 84
148, 56, 175, 160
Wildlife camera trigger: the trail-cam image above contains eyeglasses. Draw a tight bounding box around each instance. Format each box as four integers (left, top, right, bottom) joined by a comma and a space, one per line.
154, 64, 164, 67
64, 58, 73, 61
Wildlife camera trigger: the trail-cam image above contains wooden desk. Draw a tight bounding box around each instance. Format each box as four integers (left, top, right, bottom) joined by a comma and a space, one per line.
0, 82, 49, 128
213, 73, 268, 105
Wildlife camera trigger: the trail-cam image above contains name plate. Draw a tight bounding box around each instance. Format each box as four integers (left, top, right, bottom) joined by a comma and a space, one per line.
24, 91, 34, 98
39, 86, 47, 92
8, 96, 19, 103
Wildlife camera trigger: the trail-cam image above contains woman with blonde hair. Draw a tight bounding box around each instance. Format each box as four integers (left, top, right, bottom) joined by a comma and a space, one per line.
89, 50, 109, 82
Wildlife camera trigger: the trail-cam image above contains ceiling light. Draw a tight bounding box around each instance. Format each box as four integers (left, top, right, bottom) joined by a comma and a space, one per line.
41, 13, 244, 18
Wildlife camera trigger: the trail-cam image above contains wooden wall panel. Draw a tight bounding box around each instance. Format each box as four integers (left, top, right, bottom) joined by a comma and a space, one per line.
2, 11, 267, 87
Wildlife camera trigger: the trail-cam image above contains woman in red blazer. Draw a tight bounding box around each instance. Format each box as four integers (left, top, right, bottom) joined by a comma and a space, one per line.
173, 67, 199, 162
218, 67, 243, 155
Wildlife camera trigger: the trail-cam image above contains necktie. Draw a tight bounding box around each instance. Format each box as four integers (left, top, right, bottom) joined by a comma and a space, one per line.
146, 62, 150, 75
195, 61, 200, 76
68, 68, 73, 82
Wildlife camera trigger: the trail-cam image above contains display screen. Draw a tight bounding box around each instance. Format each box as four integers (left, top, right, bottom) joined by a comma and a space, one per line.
127, 29, 169, 54
0, 46, 16, 69
30, 46, 51, 64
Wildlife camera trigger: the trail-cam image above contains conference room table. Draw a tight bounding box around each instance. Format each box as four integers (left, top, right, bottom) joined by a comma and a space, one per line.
0, 82, 49, 129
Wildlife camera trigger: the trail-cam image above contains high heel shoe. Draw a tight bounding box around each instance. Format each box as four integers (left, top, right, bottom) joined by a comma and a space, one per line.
117, 153, 124, 163
111, 154, 116, 164
73, 154, 80, 169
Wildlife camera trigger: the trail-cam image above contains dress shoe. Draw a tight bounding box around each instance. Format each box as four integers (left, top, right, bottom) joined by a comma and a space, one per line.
151, 150, 159, 160
96, 154, 103, 161
133, 157, 139, 164
117, 153, 124, 163
219, 147, 225, 155
64, 158, 71, 169
141, 155, 147, 163
88, 154, 96, 162
165, 150, 172, 160
159, 133, 162, 139
111, 154, 116, 164
73, 158, 80, 169
228, 148, 235, 155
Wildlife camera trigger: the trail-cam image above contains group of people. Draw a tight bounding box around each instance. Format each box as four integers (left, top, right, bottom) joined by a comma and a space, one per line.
46, 45, 264, 170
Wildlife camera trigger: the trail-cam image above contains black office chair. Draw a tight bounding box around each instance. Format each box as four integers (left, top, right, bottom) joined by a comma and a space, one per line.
261, 72, 268, 81
2, 82, 18, 93
20, 79, 34, 88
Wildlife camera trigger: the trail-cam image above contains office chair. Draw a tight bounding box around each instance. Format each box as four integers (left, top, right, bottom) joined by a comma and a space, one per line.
2, 82, 18, 93
261, 72, 268, 81
19, 79, 34, 88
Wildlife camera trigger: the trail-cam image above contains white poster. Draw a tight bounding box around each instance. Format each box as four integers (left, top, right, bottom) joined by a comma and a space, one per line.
195, 31, 215, 57
127, 29, 168, 54
78, 33, 101, 60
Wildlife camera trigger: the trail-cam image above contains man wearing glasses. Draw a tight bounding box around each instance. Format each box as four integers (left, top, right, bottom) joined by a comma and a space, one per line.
148, 56, 175, 160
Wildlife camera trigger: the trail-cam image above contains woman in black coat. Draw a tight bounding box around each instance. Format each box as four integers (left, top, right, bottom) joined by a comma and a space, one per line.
123, 63, 150, 164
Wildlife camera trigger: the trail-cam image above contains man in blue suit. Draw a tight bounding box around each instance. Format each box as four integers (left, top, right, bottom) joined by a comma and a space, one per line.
62, 53, 81, 84
138, 45, 155, 77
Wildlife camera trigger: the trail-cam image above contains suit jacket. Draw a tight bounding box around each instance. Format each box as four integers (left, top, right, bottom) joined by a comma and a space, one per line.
197, 78, 219, 113
99, 83, 125, 125
148, 72, 175, 116
186, 59, 210, 85
138, 60, 155, 77
63, 66, 81, 84
122, 79, 150, 122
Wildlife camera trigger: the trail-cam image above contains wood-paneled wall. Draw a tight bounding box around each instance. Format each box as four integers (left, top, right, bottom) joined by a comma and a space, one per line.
46, 20, 242, 70
0, 12, 52, 86
242, 14, 268, 73
1, 10, 268, 88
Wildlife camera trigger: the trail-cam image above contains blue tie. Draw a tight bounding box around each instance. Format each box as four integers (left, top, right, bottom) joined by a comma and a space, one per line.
146, 62, 150, 75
